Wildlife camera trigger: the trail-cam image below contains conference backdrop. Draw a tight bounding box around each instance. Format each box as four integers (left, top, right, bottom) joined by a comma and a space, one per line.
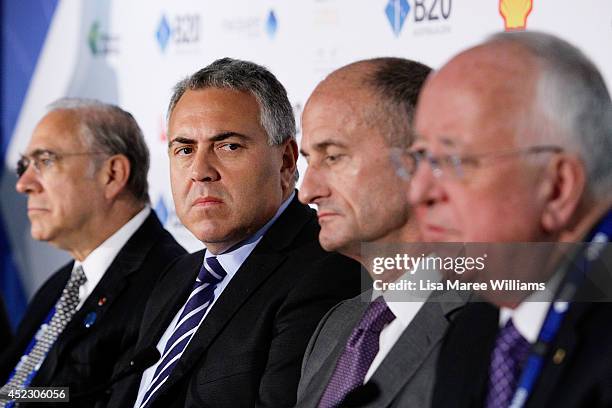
2, 0, 611, 326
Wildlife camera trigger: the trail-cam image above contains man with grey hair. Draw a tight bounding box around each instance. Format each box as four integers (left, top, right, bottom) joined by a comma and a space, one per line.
408, 31, 612, 407
107, 58, 360, 408
0, 99, 185, 406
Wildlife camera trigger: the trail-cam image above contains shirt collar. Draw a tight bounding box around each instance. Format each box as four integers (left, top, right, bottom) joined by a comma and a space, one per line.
75, 206, 151, 292
499, 270, 563, 343
204, 192, 294, 277
383, 297, 425, 329
372, 267, 442, 328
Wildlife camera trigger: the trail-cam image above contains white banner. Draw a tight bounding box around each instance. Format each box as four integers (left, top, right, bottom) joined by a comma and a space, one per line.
4, 0, 612, 295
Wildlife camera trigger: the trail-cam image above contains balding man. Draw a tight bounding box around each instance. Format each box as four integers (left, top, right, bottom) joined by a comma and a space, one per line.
0, 99, 185, 407
297, 58, 465, 407
409, 32, 612, 408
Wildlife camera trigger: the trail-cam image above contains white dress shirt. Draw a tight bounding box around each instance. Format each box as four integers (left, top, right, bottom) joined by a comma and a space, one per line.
498, 271, 563, 343
134, 193, 294, 408
73, 206, 150, 310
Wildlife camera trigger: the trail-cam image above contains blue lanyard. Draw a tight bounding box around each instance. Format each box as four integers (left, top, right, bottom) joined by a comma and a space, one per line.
509, 210, 612, 408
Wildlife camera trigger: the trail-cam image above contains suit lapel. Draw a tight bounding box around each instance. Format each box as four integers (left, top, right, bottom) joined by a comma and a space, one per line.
432, 301, 498, 408
528, 310, 587, 407
527, 245, 611, 407
370, 291, 466, 407
154, 195, 314, 396
159, 250, 287, 394
137, 253, 201, 351
525, 302, 588, 407
40, 213, 166, 381
300, 295, 371, 407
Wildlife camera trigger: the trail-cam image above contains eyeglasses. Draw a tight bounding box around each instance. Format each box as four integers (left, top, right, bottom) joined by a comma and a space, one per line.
16, 150, 105, 178
404, 145, 563, 180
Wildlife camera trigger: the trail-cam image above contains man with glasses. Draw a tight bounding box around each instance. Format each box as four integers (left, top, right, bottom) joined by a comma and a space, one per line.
0, 99, 185, 406
409, 32, 612, 407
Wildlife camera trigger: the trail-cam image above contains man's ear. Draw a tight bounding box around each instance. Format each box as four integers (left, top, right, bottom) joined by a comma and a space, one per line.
280, 138, 298, 191
99, 154, 131, 200
540, 154, 586, 233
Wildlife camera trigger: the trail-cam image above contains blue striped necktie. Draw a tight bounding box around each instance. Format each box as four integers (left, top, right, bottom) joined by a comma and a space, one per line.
139, 257, 227, 408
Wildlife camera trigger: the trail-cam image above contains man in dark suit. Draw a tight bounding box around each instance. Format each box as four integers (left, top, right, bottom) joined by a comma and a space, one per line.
296, 58, 465, 407
409, 32, 612, 407
106, 58, 361, 408
0, 99, 186, 407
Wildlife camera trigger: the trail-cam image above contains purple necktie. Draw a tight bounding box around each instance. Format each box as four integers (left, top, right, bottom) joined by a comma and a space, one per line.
138, 257, 226, 408
485, 319, 531, 408
318, 296, 396, 408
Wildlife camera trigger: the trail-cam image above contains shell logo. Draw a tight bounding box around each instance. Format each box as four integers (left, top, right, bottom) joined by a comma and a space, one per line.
499, 0, 533, 31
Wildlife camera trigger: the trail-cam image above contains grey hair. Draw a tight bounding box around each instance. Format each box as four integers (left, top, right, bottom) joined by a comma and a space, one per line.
362, 57, 432, 149
168, 58, 295, 145
167, 57, 297, 182
48, 98, 150, 203
487, 31, 612, 198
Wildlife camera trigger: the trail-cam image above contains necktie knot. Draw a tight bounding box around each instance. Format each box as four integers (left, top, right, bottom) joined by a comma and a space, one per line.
71, 265, 87, 286
59, 265, 86, 311
357, 296, 396, 334
498, 319, 530, 356
197, 257, 227, 285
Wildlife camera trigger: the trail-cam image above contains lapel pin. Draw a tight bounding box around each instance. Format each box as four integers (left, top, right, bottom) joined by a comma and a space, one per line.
98, 296, 107, 306
552, 348, 566, 364
84, 312, 98, 328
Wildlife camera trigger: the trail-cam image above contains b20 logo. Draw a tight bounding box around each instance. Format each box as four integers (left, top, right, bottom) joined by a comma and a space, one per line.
413, 0, 451, 22
386, 0, 452, 37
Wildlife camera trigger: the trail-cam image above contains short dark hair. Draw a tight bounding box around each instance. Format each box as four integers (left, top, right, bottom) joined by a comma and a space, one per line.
364, 57, 432, 148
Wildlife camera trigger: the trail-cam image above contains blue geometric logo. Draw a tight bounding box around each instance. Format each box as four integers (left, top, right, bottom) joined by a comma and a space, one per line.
156, 14, 171, 52
266, 10, 278, 39
385, 0, 410, 37
155, 197, 169, 225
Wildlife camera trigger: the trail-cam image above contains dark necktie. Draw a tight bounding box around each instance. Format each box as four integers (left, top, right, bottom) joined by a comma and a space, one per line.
0, 265, 86, 407
485, 319, 531, 408
318, 296, 396, 408
138, 257, 227, 408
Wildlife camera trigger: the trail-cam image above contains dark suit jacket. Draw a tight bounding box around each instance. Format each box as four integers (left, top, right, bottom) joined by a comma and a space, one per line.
297, 289, 466, 408
106, 196, 363, 408
432, 245, 612, 408
0, 297, 12, 351
0, 212, 186, 407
